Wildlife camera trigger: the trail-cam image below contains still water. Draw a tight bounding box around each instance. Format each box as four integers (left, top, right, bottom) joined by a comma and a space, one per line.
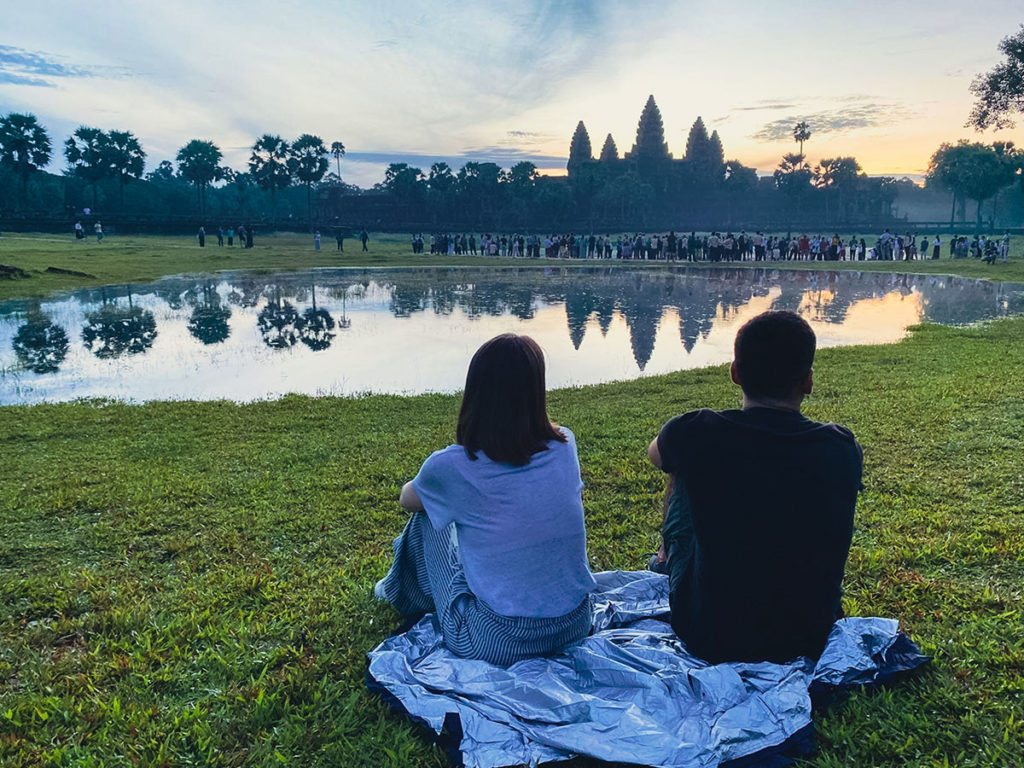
2, 266, 1022, 404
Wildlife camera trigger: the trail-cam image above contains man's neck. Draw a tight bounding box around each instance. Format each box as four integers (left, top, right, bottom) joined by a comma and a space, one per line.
741, 394, 804, 414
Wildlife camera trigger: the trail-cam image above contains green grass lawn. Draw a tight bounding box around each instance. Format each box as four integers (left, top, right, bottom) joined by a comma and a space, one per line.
1, 232, 1023, 302
1, 236, 1024, 766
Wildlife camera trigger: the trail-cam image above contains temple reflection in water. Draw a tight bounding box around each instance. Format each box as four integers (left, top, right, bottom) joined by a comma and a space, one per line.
2, 266, 1022, 404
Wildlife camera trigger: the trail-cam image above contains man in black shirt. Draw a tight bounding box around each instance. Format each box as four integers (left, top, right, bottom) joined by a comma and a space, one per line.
648, 310, 862, 664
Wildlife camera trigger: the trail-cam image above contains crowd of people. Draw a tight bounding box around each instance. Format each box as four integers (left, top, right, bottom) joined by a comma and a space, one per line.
410, 229, 1017, 262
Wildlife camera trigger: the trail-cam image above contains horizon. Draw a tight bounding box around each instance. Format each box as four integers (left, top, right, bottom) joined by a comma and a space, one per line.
3, 2, 1024, 188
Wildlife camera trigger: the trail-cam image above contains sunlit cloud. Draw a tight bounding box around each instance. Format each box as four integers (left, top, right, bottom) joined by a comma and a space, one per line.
750, 103, 916, 142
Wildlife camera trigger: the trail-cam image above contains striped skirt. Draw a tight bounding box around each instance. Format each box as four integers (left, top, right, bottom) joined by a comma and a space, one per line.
376, 511, 592, 666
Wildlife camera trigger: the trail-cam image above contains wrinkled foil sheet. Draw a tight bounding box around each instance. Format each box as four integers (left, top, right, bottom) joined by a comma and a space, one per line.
367, 571, 929, 768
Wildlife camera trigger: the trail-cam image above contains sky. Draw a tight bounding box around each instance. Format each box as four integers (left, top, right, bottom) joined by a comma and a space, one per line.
2, 0, 1024, 188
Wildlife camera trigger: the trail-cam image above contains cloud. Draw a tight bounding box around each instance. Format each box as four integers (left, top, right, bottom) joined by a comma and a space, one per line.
0, 72, 54, 87
0, 44, 128, 87
750, 102, 913, 142
731, 100, 800, 112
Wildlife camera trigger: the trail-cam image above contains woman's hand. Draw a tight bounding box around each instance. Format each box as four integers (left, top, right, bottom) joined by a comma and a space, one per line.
399, 481, 424, 512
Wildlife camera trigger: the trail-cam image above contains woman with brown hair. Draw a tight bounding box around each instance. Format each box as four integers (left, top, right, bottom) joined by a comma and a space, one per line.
375, 334, 595, 665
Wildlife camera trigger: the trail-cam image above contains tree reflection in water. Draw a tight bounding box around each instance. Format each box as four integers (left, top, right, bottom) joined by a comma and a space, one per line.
298, 284, 336, 351
13, 307, 70, 373
81, 289, 158, 359
257, 289, 301, 349
187, 282, 232, 345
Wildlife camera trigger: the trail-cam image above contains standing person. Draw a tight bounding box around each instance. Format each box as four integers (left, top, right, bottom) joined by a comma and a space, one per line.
361, 229, 369, 252
648, 311, 862, 664
314, 230, 321, 251
94, 221, 104, 242
932, 235, 941, 260
198, 226, 206, 247
74, 221, 85, 241
237, 225, 247, 249
247, 226, 255, 249
227, 227, 235, 247
336, 230, 344, 251
375, 334, 595, 665
217, 227, 225, 247
1001, 230, 1011, 262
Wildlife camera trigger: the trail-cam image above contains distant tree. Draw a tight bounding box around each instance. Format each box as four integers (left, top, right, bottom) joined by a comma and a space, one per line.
330, 140, 346, 178
0, 113, 52, 207
287, 133, 329, 227
724, 160, 758, 191
927, 142, 971, 224
427, 162, 456, 222
968, 25, 1024, 129
793, 121, 811, 157
249, 134, 291, 221
962, 142, 1019, 227
567, 121, 593, 176
64, 126, 110, 208
428, 162, 455, 192
774, 152, 814, 218
383, 162, 426, 220
457, 162, 503, 226
105, 129, 145, 208
599, 133, 618, 163
507, 161, 538, 188
815, 156, 862, 222
146, 160, 176, 183
176, 139, 224, 215
929, 140, 1018, 227
723, 160, 758, 223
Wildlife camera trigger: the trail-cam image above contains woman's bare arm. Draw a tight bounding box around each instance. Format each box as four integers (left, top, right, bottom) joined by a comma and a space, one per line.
399, 480, 424, 512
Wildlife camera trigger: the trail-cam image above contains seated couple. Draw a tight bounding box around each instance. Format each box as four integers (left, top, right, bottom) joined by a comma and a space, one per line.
375, 311, 863, 666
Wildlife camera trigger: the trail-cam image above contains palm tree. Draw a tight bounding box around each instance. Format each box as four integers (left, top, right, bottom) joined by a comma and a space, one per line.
249, 134, 291, 223
330, 141, 345, 178
64, 127, 110, 209
105, 130, 146, 208
792, 121, 811, 158
0, 113, 52, 208
288, 134, 329, 228
176, 139, 223, 216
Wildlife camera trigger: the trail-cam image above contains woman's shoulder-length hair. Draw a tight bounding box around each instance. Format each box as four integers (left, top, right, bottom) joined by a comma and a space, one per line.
456, 334, 566, 466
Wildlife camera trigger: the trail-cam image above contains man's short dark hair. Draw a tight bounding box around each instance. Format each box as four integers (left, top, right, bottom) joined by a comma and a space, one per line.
734, 311, 816, 400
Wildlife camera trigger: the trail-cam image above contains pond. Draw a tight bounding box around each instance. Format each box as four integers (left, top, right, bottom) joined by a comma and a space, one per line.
2, 266, 1023, 405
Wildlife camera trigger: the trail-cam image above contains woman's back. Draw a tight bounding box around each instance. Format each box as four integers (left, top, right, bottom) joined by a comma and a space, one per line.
413, 429, 594, 618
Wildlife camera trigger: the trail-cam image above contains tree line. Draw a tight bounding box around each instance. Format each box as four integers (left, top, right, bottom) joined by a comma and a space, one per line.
0, 114, 347, 226
3, 19, 1024, 234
